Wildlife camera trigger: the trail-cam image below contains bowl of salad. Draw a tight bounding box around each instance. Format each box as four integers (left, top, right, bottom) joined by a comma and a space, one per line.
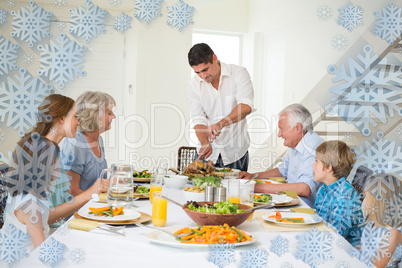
182, 201, 253, 227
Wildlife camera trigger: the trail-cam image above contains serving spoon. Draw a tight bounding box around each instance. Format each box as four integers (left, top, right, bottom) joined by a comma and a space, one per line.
244, 174, 258, 184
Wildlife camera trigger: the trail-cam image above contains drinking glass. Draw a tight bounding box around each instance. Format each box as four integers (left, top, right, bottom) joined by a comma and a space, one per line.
240, 187, 254, 220
152, 191, 167, 227
149, 167, 166, 203
100, 164, 133, 206
226, 178, 240, 203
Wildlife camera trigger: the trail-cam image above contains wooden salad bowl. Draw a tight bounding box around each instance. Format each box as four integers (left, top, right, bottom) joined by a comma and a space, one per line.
182, 202, 253, 227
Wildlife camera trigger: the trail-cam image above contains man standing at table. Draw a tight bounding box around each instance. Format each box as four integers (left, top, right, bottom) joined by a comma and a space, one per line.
187, 43, 254, 171
239, 104, 324, 207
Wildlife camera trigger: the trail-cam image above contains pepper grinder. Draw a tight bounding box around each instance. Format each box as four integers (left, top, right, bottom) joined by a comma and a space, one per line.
214, 183, 226, 202
205, 183, 215, 202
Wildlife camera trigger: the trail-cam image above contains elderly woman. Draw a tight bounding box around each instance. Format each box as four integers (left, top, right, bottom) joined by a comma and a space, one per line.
61, 91, 116, 196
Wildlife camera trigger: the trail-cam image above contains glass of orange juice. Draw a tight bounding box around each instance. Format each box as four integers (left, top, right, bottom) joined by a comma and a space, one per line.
227, 178, 240, 203
240, 188, 254, 220
152, 191, 167, 227
149, 167, 165, 203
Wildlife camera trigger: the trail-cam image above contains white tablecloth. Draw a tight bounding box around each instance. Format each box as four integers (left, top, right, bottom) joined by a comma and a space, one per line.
13, 188, 368, 268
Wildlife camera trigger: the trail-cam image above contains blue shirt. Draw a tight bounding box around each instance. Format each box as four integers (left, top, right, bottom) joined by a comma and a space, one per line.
278, 131, 324, 207
314, 177, 364, 246
60, 131, 107, 191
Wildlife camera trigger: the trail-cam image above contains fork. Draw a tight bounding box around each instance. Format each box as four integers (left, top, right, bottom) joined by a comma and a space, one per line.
135, 222, 193, 238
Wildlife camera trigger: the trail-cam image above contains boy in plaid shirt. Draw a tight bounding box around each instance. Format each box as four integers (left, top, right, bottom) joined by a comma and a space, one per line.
313, 140, 364, 246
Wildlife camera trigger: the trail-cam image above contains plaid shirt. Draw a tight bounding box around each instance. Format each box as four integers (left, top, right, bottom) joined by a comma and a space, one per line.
314, 177, 364, 246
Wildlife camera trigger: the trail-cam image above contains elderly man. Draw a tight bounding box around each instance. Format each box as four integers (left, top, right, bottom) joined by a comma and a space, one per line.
239, 104, 323, 207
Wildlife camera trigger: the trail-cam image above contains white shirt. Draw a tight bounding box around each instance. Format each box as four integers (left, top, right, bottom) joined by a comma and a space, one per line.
188, 62, 254, 165
278, 131, 324, 207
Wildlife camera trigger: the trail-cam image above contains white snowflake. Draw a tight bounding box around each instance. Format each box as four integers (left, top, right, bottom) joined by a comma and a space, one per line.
0, 129, 6, 145
295, 226, 334, 268
338, 2, 364, 32
49, 127, 58, 137
208, 244, 236, 268
336, 238, 346, 248
326, 44, 402, 136
56, 222, 70, 236
0, 223, 30, 267
0, 68, 52, 136
39, 237, 65, 267
0, 34, 19, 75
109, 0, 123, 8
56, 21, 66, 30
0, 8, 7, 24
366, 203, 380, 216
7, 0, 15, 8
114, 12, 132, 32
69, 0, 107, 43
280, 262, 294, 268
344, 132, 353, 141
23, 53, 34, 66
271, 235, 289, 256
357, 222, 392, 266
317, 5, 332, 21
239, 244, 268, 268
5, 133, 59, 209
397, 45, 402, 56
331, 34, 348, 51
10, 1, 52, 48
350, 132, 402, 176
336, 260, 351, 268
52, 0, 68, 9
383, 193, 402, 227
372, 2, 402, 45
69, 248, 86, 265
37, 33, 87, 89
133, 0, 163, 25
396, 125, 402, 138
166, 0, 194, 32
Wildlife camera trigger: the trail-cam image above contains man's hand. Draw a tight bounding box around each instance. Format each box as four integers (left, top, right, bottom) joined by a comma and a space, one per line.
208, 123, 222, 142
198, 143, 213, 159
239, 171, 252, 180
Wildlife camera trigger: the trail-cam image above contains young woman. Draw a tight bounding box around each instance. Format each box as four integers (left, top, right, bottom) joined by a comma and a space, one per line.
3, 94, 102, 249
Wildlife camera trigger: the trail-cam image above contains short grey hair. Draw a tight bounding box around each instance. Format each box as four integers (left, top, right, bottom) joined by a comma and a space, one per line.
279, 103, 313, 132
76, 91, 116, 133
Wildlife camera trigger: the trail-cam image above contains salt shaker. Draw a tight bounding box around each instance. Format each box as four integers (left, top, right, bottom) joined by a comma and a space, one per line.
214, 184, 226, 202
205, 183, 215, 202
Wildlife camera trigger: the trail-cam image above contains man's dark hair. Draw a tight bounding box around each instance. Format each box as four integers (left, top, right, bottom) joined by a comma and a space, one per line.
188, 43, 214, 66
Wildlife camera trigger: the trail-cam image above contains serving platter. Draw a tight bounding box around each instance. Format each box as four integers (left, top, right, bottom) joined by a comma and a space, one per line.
74, 211, 151, 225
133, 177, 151, 182
262, 212, 322, 227
146, 228, 257, 249
214, 168, 240, 177
78, 202, 141, 222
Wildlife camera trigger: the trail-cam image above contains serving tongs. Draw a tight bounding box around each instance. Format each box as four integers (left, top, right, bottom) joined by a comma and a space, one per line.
135, 222, 192, 238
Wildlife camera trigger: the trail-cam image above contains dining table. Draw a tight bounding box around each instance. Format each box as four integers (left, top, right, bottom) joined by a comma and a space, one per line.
12, 185, 368, 268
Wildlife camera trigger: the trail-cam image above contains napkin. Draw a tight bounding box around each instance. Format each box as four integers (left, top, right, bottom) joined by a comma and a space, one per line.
267, 177, 286, 183
290, 208, 315, 214
254, 211, 333, 233
69, 219, 99, 231
99, 193, 107, 203
284, 191, 298, 199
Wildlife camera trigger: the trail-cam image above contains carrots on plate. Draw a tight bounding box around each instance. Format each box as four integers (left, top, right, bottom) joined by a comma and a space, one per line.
268, 211, 305, 223
88, 206, 124, 217
174, 224, 252, 244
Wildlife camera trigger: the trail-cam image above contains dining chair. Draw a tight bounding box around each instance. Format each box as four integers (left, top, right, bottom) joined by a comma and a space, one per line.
177, 146, 197, 172
352, 165, 373, 203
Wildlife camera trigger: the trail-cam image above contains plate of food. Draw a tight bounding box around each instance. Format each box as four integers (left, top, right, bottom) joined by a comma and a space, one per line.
254, 193, 294, 205
78, 202, 141, 222
146, 225, 257, 249
133, 185, 149, 198
214, 168, 240, 177
133, 170, 152, 182
255, 179, 282, 184
262, 211, 322, 227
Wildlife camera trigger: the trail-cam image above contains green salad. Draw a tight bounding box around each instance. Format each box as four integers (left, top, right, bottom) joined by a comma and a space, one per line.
133, 170, 152, 178
254, 194, 272, 203
192, 176, 221, 190
135, 186, 149, 194
187, 200, 245, 214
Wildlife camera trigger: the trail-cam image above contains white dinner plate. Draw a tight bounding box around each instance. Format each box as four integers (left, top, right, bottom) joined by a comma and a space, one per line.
255, 179, 281, 184
262, 212, 322, 227
254, 193, 293, 205
146, 228, 257, 249
78, 202, 141, 222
